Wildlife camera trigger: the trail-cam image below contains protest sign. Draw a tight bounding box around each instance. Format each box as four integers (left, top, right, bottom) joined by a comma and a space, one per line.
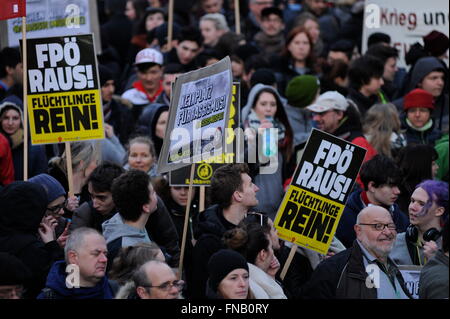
0, 0, 26, 21
169, 82, 240, 186
398, 265, 422, 299
158, 56, 233, 174
24, 34, 104, 145
362, 0, 449, 68
1, 0, 101, 51
274, 129, 367, 255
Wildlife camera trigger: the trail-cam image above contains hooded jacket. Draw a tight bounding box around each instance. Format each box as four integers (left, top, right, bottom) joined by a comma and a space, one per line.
37, 260, 113, 299
0, 182, 63, 299
393, 57, 449, 132
71, 196, 180, 269
102, 212, 151, 270
191, 204, 237, 298
137, 103, 169, 157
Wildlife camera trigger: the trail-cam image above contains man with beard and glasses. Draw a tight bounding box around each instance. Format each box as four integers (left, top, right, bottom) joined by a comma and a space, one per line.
301, 206, 412, 299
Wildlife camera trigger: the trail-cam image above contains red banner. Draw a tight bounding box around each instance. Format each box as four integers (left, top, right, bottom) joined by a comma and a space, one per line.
0, 0, 26, 21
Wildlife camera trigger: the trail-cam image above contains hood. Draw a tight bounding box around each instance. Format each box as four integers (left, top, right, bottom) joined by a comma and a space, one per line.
241, 84, 285, 123
41, 261, 112, 299
195, 204, 228, 239
137, 103, 168, 156
101, 213, 149, 245
0, 181, 48, 234
138, 103, 169, 137
407, 57, 447, 93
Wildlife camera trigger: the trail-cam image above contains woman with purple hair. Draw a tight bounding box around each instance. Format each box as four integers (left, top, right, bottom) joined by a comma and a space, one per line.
390, 180, 448, 266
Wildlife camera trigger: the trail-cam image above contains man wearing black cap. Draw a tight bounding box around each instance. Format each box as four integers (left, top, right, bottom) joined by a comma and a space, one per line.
98, 65, 135, 145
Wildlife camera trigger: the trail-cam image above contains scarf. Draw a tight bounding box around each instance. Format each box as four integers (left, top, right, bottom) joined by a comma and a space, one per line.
247, 110, 286, 141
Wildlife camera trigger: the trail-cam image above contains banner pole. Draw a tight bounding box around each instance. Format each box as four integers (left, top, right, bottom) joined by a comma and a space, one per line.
167, 0, 174, 51
177, 163, 195, 279
22, 16, 29, 180
65, 142, 74, 197
280, 244, 297, 281
234, 0, 241, 35
199, 186, 205, 212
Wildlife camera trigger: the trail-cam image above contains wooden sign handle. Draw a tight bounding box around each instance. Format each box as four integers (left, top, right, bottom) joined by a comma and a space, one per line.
177, 163, 195, 279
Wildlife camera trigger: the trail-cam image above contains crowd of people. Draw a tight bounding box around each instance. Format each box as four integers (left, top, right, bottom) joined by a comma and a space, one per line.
0, 0, 448, 300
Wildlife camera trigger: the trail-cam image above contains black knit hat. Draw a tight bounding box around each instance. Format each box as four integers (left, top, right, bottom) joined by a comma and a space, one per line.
207, 249, 249, 292
98, 64, 113, 87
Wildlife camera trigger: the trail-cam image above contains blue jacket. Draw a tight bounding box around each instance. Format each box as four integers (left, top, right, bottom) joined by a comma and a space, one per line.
37, 260, 114, 299
336, 189, 409, 248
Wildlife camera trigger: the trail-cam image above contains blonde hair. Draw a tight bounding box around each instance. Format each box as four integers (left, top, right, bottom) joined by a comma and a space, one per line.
49, 141, 100, 174
363, 103, 402, 158
126, 136, 156, 159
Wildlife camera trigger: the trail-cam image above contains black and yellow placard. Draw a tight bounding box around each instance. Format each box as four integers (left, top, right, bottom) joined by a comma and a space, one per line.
24, 34, 104, 144
274, 129, 366, 254
169, 82, 240, 186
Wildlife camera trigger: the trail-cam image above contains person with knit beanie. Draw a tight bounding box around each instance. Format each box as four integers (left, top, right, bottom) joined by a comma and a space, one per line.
28, 173, 70, 243
284, 75, 320, 147
206, 249, 251, 299
402, 88, 442, 145
423, 30, 449, 58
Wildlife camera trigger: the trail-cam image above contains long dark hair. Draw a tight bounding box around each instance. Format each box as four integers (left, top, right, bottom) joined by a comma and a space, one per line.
251, 88, 294, 161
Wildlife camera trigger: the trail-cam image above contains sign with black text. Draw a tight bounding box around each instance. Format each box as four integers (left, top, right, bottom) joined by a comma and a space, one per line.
169, 82, 240, 186
24, 34, 104, 144
274, 129, 366, 254
158, 57, 233, 173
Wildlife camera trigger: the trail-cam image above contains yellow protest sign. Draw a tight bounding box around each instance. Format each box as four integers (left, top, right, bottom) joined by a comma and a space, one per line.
25, 34, 104, 144
274, 129, 367, 254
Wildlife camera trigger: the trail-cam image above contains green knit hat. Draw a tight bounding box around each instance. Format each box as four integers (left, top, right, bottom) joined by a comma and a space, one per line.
285, 75, 320, 108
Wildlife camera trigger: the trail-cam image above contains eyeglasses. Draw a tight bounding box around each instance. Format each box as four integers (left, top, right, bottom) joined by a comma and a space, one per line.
143, 280, 184, 291
358, 223, 397, 231
46, 200, 67, 214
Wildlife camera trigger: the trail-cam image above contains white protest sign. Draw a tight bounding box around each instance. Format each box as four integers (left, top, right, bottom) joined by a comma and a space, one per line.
1, 0, 100, 51
158, 56, 233, 173
362, 0, 449, 69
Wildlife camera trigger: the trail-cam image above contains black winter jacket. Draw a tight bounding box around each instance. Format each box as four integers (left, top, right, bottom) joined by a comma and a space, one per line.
190, 204, 237, 298
0, 182, 63, 299
301, 241, 412, 299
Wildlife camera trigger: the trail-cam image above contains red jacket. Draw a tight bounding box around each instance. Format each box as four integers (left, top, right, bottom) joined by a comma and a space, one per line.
0, 133, 14, 185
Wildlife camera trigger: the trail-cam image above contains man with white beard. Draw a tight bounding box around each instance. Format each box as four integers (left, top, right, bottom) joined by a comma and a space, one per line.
301, 206, 412, 299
